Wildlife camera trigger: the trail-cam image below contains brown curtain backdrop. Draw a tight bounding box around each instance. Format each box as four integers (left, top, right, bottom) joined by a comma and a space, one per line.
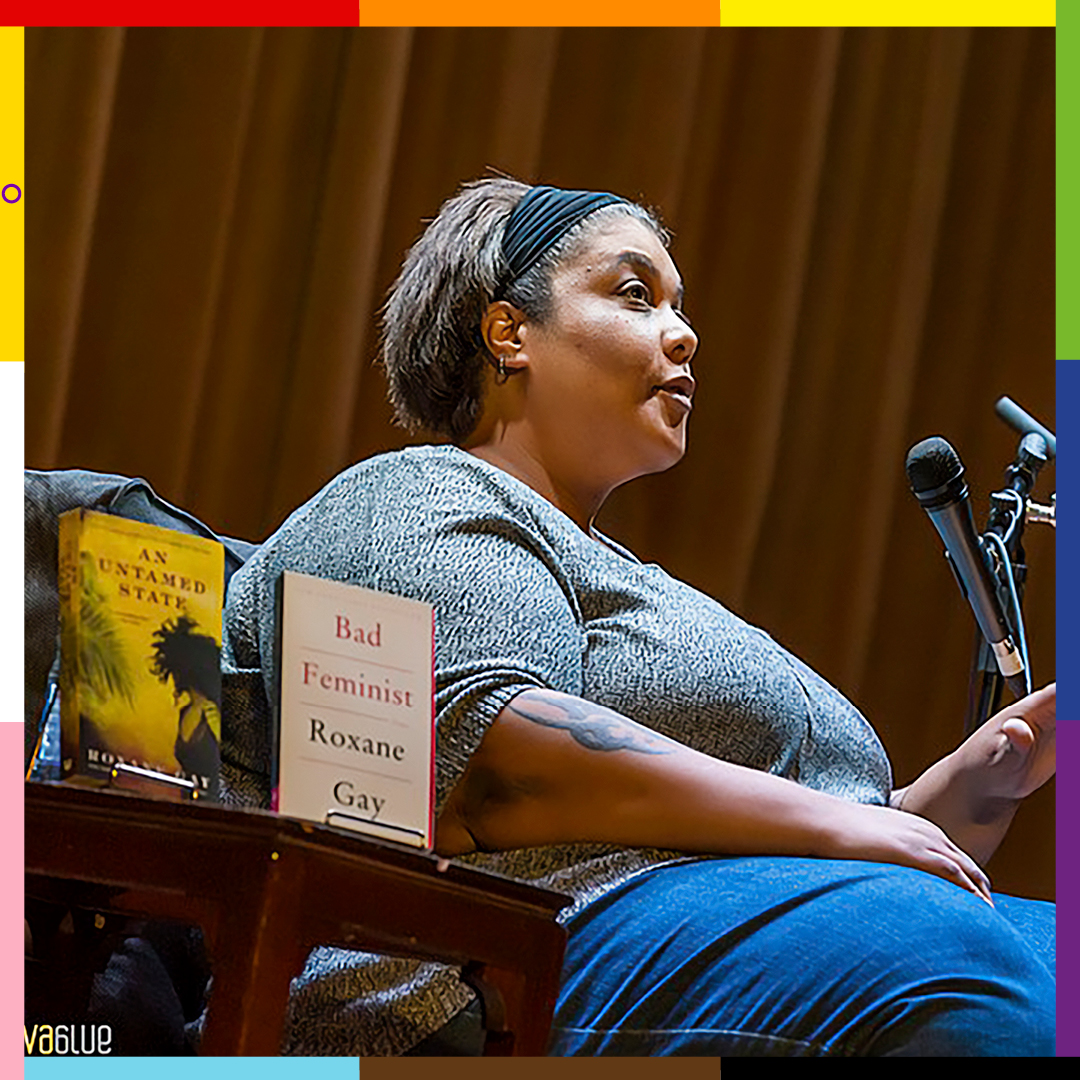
26, 26, 1055, 898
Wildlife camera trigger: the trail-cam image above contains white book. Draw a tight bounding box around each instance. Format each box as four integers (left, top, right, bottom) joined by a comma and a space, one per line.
276, 570, 435, 848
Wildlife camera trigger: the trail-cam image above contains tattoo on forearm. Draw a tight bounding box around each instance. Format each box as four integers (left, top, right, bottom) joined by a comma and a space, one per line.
507, 692, 673, 755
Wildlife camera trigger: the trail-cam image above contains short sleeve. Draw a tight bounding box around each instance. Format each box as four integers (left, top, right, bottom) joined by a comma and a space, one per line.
415, 509, 586, 813
222, 449, 586, 815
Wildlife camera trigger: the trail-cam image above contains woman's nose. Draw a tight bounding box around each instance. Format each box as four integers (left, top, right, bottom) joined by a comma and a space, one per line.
664, 310, 698, 366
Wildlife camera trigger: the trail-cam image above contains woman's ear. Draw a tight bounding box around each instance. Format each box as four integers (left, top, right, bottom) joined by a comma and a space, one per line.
480, 301, 528, 373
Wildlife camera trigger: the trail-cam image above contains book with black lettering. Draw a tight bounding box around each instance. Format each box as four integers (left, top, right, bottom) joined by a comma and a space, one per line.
276, 570, 435, 848
57, 509, 224, 800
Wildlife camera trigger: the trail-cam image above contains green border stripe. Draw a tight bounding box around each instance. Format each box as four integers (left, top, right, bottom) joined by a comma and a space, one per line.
1059, 4, 1077, 357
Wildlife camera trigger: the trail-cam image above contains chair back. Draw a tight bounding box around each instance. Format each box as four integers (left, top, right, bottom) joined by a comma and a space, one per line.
24, 469, 258, 769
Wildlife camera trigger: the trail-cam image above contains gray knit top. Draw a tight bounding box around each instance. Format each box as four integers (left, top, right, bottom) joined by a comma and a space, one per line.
221, 444, 894, 1056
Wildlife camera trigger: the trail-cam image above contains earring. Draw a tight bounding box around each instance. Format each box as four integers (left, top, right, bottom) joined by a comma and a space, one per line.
495, 354, 510, 384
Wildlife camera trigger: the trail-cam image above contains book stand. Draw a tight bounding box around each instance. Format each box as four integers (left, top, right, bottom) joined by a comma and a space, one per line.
25, 781, 570, 1055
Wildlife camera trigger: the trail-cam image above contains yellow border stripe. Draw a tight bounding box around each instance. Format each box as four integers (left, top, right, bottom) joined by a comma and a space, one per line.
722, 1, 1055, 25
0, 26, 23, 365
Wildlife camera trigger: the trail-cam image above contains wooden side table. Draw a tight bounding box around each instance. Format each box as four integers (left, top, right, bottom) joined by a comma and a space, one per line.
25, 781, 571, 1055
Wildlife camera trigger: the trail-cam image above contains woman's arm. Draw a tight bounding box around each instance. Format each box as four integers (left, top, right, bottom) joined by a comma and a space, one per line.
889, 683, 1055, 865
435, 688, 994, 904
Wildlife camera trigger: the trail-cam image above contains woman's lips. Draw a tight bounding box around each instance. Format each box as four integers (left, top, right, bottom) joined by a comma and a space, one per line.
657, 388, 693, 411
652, 375, 696, 413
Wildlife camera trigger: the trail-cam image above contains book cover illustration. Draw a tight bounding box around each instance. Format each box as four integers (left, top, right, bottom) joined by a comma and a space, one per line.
58, 509, 225, 800
277, 570, 435, 848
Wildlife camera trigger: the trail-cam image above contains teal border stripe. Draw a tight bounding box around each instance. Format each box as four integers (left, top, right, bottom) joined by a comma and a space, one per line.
24, 1060, 358, 1078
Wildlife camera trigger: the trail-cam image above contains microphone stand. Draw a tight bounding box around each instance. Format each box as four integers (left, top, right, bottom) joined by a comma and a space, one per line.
966, 637, 1003, 737
963, 432, 1048, 734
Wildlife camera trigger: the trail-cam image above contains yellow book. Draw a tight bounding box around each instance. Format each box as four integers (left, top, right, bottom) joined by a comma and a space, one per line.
58, 509, 224, 801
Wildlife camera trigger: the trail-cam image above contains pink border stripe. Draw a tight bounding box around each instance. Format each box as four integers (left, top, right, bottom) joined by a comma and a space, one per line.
3, 725, 23, 1056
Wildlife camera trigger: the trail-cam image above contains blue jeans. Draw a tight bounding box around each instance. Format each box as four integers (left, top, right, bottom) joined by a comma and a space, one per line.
548, 857, 1055, 1056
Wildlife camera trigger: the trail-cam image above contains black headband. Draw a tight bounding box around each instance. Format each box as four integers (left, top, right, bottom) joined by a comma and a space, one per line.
502, 185, 628, 284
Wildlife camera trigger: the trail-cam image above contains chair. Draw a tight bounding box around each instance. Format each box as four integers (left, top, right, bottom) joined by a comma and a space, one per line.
24, 469, 257, 769
24, 469, 571, 1056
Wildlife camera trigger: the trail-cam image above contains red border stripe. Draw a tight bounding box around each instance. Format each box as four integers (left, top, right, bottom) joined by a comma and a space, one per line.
0, 2, 358, 25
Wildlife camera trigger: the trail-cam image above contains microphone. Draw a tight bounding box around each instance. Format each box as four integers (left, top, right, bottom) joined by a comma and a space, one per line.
994, 396, 1055, 460
905, 436, 1027, 696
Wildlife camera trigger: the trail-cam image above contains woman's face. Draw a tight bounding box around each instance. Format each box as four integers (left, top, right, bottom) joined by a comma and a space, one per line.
517, 215, 699, 492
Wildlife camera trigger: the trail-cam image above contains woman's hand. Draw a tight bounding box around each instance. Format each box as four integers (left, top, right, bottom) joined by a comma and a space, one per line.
816, 800, 993, 905
890, 683, 1055, 865
954, 682, 1055, 802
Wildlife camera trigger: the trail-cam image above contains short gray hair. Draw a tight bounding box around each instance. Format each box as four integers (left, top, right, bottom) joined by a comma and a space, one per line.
380, 178, 669, 442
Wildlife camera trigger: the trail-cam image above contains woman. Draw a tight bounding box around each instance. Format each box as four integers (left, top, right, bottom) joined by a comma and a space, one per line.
222, 179, 1055, 1056
150, 614, 222, 799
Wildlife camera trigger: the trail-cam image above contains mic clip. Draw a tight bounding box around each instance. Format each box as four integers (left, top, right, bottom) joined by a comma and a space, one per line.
1026, 493, 1055, 529
985, 432, 1050, 542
